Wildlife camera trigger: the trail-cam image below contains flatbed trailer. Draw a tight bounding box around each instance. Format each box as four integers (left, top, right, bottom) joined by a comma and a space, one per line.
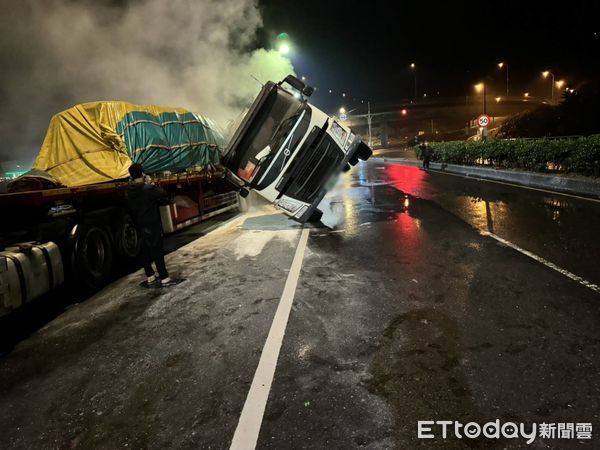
0, 168, 238, 316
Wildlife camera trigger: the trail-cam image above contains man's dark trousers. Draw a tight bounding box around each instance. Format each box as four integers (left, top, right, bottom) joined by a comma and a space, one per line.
140, 227, 168, 280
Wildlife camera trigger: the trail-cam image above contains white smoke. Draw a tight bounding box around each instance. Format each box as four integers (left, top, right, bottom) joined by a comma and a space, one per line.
0, 0, 294, 162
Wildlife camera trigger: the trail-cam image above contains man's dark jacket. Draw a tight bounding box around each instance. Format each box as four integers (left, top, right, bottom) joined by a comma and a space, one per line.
126, 181, 169, 233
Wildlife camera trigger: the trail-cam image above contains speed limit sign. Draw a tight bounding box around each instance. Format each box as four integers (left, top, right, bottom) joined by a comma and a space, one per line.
477, 114, 491, 128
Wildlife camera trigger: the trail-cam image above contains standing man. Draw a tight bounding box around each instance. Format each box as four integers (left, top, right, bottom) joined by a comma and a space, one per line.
126, 163, 173, 287
420, 141, 432, 171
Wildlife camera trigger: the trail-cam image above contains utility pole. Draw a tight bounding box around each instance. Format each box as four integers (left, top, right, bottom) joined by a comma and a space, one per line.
367, 101, 372, 147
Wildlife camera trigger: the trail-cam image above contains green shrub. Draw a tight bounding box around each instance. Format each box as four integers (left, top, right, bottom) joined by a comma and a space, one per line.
421, 136, 600, 177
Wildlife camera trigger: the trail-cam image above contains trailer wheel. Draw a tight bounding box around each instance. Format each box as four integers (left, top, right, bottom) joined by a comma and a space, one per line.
115, 214, 140, 259
73, 223, 113, 290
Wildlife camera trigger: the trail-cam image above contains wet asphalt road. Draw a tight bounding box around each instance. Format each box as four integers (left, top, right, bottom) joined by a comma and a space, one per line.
1, 161, 599, 449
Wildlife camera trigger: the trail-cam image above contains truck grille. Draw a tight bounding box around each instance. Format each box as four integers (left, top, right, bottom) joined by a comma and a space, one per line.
282, 133, 343, 203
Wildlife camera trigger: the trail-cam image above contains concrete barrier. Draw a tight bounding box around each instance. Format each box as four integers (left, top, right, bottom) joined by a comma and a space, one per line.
372, 157, 600, 199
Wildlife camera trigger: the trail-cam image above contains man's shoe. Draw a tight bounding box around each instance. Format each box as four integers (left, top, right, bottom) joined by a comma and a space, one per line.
139, 278, 161, 288
160, 278, 184, 287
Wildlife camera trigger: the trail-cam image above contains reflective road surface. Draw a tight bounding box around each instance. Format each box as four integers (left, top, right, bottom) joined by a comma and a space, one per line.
0, 161, 599, 449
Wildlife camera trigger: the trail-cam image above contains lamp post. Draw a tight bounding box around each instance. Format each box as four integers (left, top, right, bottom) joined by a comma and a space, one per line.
367, 101, 372, 147
542, 71, 555, 103
410, 63, 417, 101
498, 62, 509, 96
556, 79, 565, 98
475, 82, 486, 114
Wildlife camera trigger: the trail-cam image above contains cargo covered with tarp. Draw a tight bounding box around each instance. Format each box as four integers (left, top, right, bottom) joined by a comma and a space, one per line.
31, 101, 225, 187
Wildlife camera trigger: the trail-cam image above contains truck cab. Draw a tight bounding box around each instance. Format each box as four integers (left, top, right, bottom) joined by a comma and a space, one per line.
222, 75, 372, 222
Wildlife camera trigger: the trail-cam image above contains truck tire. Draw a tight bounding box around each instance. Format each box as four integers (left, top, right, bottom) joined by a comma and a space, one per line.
342, 163, 351, 172
114, 214, 140, 260
307, 208, 323, 223
239, 188, 250, 198
355, 142, 373, 161
73, 223, 113, 290
349, 155, 359, 166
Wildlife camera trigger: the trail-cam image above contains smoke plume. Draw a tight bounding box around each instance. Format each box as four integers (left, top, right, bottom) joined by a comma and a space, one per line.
0, 0, 294, 164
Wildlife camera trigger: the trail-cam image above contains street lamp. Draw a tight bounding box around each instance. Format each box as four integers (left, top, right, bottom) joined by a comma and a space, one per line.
474, 82, 486, 114
495, 96, 502, 103
556, 80, 565, 89
410, 63, 417, 101
542, 70, 555, 103
339, 107, 346, 114
278, 43, 290, 55
498, 62, 509, 96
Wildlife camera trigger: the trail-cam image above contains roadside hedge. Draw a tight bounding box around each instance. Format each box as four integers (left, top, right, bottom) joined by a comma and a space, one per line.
420, 136, 600, 177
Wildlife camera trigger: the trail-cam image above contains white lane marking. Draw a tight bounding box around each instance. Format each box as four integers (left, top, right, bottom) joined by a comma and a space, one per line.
483, 232, 600, 294
230, 227, 310, 450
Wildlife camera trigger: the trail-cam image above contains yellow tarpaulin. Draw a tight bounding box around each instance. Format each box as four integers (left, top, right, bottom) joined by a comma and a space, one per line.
33, 101, 191, 187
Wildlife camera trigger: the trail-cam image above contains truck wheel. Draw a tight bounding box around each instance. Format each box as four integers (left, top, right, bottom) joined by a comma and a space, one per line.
355, 142, 373, 161
349, 155, 359, 166
239, 188, 250, 198
307, 208, 323, 223
342, 163, 351, 172
73, 223, 113, 290
114, 214, 140, 259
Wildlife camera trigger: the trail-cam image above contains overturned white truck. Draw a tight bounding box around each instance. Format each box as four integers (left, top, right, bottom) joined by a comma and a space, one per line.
222, 75, 372, 223
0, 75, 369, 317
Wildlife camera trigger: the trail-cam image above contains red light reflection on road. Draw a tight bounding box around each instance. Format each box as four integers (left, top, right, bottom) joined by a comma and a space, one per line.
385, 164, 427, 196
384, 164, 426, 268
393, 208, 424, 269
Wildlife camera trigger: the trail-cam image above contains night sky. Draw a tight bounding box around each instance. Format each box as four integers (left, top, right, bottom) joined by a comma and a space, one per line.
259, 0, 600, 113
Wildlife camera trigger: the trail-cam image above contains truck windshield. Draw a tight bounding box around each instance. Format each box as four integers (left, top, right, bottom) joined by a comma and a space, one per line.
223, 84, 302, 180
252, 107, 312, 189
269, 111, 303, 155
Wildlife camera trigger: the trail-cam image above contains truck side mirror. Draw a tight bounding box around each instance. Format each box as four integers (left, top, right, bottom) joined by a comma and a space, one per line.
279, 74, 314, 98
302, 86, 315, 97
281, 75, 304, 91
